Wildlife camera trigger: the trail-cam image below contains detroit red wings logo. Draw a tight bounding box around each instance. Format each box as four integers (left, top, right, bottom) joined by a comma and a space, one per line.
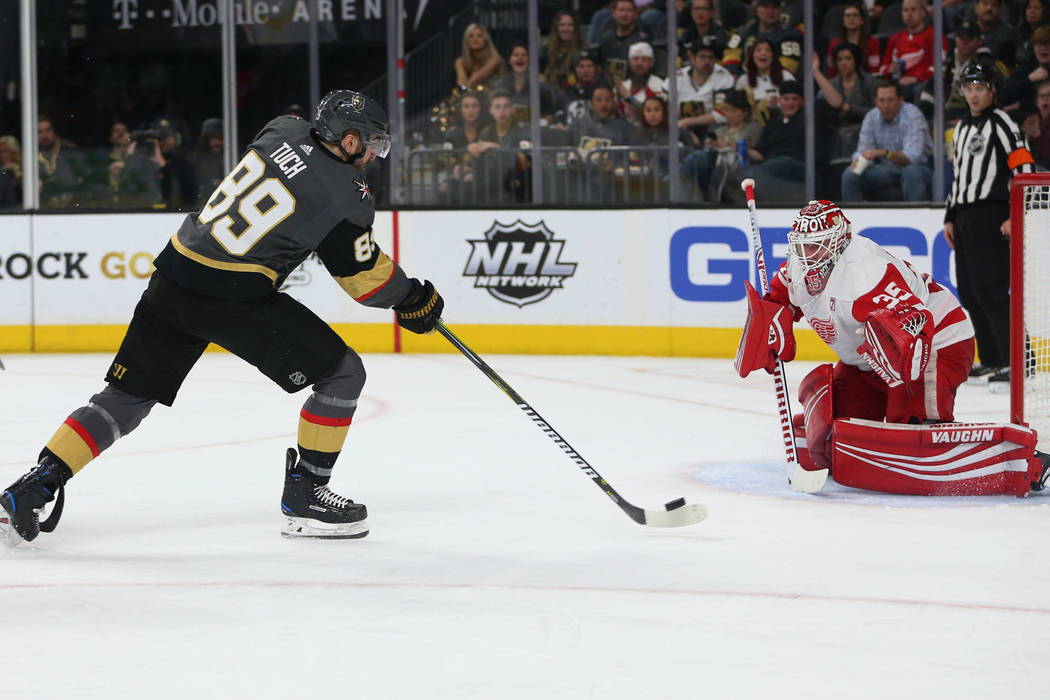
354, 178, 372, 201
810, 317, 837, 344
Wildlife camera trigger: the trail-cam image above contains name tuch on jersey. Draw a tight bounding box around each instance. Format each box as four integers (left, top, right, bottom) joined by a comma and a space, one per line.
269, 141, 308, 179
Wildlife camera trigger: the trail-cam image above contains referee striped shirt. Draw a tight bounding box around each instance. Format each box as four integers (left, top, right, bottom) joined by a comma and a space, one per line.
945, 107, 1035, 222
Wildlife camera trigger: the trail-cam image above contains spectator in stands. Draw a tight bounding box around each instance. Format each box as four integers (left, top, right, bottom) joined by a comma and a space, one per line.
1004, 25, 1050, 112
683, 88, 762, 200
675, 37, 735, 145
492, 41, 535, 123
0, 134, 22, 190
469, 90, 529, 158
825, 3, 881, 77
597, 0, 651, 66
735, 38, 794, 125
558, 48, 608, 126
813, 44, 877, 128
615, 42, 667, 126
543, 11, 585, 88
739, 80, 807, 198
635, 94, 693, 183
38, 115, 86, 209
468, 90, 531, 203
193, 118, 224, 206
841, 79, 933, 201
945, 22, 1007, 120
676, 0, 730, 62
445, 89, 489, 149
1021, 79, 1050, 167
877, 0, 949, 102
722, 0, 804, 76
0, 134, 20, 209
108, 122, 163, 209
588, 1, 663, 46
973, 0, 1019, 69
441, 90, 489, 202
454, 23, 505, 89
147, 117, 199, 210
570, 84, 637, 146
1016, 0, 1049, 65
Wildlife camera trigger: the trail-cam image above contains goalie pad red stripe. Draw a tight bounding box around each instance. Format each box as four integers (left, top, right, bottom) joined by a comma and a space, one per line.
832, 418, 1039, 496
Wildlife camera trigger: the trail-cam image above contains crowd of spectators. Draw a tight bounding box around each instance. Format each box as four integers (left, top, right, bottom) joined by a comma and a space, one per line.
10, 0, 1050, 209
412, 0, 1050, 204
1, 114, 230, 211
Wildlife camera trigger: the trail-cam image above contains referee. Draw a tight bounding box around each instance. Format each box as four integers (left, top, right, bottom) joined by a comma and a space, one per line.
944, 61, 1035, 389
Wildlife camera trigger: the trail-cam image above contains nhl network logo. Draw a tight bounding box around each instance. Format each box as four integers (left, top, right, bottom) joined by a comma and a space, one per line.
463, 220, 577, 307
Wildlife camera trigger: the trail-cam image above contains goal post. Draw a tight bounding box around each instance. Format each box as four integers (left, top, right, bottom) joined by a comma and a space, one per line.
1009, 173, 1050, 451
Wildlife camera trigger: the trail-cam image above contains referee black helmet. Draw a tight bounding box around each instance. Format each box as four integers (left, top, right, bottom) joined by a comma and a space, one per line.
960, 61, 999, 90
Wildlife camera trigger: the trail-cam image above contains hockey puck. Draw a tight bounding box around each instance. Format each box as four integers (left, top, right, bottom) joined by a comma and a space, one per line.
665, 497, 687, 511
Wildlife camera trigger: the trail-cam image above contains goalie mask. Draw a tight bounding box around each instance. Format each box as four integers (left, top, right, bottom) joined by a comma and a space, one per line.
788, 200, 852, 295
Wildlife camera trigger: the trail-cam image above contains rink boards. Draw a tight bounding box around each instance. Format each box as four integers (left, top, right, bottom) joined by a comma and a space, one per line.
0, 207, 953, 356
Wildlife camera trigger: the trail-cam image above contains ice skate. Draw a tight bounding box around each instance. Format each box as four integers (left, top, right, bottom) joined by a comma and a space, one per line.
966, 364, 999, 385
0, 461, 71, 546
280, 448, 368, 539
1032, 452, 1050, 492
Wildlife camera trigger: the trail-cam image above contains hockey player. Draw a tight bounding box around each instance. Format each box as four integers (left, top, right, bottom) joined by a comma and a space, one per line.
735, 200, 1049, 496
0, 90, 445, 545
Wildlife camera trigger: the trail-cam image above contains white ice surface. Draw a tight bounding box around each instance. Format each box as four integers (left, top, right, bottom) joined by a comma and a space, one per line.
1, 351, 1047, 699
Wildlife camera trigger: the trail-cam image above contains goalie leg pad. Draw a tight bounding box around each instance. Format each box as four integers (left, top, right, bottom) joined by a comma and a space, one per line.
734, 280, 796, 378
799, 364, 834, 470
791, 412, 818, 471
832, 418, 1038, 496
884, 337, 975, 424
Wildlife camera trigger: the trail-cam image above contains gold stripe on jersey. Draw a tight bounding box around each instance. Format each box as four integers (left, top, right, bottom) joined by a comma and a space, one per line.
45, 423, 96, 474
169, 231, 280, 285
333, 252, 395, 301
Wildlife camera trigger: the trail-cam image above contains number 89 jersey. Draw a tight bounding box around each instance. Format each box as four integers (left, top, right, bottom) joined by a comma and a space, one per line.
154, 115, 409, 308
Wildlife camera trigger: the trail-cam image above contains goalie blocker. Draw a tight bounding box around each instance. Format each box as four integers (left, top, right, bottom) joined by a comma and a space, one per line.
792, 364, 1047, 496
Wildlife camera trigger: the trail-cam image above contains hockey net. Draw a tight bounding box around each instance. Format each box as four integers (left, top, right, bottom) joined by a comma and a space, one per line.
1010, 174, 1050, 451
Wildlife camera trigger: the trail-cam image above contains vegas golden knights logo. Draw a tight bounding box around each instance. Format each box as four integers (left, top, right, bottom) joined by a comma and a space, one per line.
112, 363, 128, 380
350, 94, 365, 111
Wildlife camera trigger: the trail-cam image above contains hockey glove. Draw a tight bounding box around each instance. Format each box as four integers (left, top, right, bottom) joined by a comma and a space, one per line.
857, 305, 933, 388
734, 280, 796, 378
394, 278, 444, 334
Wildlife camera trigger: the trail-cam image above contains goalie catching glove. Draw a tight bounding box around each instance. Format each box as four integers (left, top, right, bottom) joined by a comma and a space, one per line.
394, 279, 444, 334
857, 305, 933, 387
734, 280, 796, 378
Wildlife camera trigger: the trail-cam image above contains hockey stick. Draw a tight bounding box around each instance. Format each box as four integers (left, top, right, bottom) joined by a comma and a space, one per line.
739, 178, 828, 493
436, 321, 708, 527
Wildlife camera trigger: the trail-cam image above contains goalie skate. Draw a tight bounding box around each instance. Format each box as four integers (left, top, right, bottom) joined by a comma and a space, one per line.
280, 448, 368, 539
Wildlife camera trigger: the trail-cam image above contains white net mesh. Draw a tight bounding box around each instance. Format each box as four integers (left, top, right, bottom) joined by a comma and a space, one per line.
1021, 184, 1050, 450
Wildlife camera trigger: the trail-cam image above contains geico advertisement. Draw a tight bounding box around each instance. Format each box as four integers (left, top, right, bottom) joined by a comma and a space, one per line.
0, 215, 33, 325
665, 207, 953, 327
26, 212, 395, 325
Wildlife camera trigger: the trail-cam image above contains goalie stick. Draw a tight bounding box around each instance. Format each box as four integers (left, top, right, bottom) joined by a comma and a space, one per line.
436, 321, 708, 528
739, 179, 828, 493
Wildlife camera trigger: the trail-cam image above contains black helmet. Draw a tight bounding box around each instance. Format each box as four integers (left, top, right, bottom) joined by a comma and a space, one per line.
314, 89, 391, 158
960, 60, 998, 89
